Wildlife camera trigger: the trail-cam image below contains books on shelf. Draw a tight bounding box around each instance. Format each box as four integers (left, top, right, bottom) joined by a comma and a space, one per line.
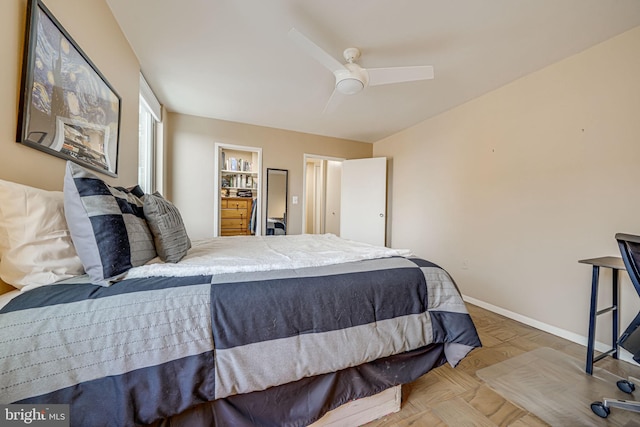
224, 157, 253, 172
221, 173, 256, 189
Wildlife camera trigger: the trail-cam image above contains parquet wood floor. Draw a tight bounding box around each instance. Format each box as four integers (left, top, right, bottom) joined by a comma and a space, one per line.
365, 303, 640, 426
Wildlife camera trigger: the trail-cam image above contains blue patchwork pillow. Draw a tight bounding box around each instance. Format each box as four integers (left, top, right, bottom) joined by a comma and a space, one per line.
63, 161, 157, 285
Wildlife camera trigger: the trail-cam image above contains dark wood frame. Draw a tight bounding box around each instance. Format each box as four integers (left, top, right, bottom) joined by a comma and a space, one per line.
16, 0, 121, 177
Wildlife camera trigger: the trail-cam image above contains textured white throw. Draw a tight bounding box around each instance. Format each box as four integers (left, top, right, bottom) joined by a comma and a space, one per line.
125, 234, 412, 279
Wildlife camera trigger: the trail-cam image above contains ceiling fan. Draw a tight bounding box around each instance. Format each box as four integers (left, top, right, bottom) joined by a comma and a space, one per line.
287, 28, 434, 113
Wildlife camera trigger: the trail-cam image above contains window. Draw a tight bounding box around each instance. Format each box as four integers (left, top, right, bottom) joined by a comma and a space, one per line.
138, 74, 161, 193
138, 102, 154, 192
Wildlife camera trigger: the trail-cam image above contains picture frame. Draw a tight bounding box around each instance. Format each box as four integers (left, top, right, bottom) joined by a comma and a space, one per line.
16, 0, 121, 177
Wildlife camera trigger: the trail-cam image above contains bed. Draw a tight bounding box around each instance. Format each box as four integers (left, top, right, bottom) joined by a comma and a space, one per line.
0, 162, 481, 427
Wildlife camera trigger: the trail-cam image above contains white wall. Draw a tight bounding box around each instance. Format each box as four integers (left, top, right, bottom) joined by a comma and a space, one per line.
375, 26, 640, 348
166, 113, 372, 238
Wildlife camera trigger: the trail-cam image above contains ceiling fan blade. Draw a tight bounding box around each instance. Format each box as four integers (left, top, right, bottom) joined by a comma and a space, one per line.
288, 28, 346, 73
322, 88, 345, 114
367, 65, 434, 87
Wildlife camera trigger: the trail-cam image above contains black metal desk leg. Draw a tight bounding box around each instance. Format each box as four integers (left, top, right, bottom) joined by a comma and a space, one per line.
579, 256, 626, 374
612, 268, 619, 359
586, 265, 600, 375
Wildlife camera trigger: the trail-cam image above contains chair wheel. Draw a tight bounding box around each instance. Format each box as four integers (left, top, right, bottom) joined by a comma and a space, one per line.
591, 401, 610, 418
617, 379, 635, 394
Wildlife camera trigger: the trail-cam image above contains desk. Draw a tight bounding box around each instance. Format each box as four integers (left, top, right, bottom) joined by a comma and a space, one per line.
579, 256, 626, 375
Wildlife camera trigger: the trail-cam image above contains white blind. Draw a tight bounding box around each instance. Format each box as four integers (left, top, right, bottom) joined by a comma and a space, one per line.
140, 73, 161, 121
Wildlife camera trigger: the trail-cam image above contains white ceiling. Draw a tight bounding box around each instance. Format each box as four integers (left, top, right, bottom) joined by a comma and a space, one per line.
105, 0, 640, 143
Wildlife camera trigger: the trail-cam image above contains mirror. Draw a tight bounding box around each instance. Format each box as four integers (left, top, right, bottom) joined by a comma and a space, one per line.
265, 168, 288, 235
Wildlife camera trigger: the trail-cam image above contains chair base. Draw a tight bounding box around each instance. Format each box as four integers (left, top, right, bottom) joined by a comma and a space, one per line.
591, 376, 640, 418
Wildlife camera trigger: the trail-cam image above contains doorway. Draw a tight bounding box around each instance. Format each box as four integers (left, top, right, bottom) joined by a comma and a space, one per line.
214, 142, 262, 237
303, 156, 388, 246
302, 154, 343, 235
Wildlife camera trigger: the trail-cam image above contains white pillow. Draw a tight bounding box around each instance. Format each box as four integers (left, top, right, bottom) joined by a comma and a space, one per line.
0, 179, 84, 290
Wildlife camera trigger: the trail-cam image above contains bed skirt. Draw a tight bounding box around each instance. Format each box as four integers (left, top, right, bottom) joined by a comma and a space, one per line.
148, 343, 447, 427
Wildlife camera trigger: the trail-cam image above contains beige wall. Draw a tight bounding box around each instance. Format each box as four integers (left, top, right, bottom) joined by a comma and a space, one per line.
166, 113, 372, 238
375, 26, 640, 349
0, 0, 140, 291
0, 0, 140, 189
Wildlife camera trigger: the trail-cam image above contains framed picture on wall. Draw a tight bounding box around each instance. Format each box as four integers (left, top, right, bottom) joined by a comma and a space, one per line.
16, 0, 121, 177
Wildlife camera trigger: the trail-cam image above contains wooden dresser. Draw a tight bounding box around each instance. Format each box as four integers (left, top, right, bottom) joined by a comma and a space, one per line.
220, 197, 253, 236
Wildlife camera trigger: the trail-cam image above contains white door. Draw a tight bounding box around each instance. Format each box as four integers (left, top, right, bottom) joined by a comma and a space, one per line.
340, 157, 387, 246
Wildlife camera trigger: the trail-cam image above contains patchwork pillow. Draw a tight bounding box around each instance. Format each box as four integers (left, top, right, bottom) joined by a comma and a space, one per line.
63, 161, 156, 285
0, 179, 84, 290
143, 192, 191, 263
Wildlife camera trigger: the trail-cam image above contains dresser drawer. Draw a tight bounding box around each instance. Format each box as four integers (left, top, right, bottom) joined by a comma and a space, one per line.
222, 199, 249, 210
221, 229, 249, 236
221, 218, 247, 229
221, 208, 246, 219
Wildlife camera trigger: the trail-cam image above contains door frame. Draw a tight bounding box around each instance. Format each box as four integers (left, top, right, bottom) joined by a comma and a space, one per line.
214, 142, 262, 237
301, 153, 344, 235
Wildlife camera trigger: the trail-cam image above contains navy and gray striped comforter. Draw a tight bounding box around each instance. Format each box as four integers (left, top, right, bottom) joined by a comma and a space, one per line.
0, 256, 480, 426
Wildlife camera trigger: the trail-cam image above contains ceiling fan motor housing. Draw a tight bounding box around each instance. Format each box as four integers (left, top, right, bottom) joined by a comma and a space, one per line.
334, 63, 369, 95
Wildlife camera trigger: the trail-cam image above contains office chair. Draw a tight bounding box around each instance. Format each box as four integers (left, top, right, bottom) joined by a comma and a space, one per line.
591, 233, 640, 418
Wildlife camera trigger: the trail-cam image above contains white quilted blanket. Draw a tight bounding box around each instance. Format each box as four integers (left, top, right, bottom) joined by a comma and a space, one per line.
125, 234, 412, 279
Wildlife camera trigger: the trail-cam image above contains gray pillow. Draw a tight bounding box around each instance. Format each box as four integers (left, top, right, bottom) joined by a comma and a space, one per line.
63, 161, 157, 285
143, 192, 191, 263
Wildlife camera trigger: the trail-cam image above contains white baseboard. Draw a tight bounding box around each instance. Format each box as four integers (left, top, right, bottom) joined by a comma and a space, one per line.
462, 295, 639, 367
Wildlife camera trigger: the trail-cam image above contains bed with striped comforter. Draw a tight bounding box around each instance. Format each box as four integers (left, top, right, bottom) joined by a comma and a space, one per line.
0, 236, 480, 426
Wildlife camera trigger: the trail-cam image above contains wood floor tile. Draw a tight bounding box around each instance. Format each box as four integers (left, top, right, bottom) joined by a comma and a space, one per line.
402, 372, 466, 410
507, 414, 549, 427
471, 342, 527, 367
391, 409, 447, 427
460, 384, 528, 426
431, 397, 497, 426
